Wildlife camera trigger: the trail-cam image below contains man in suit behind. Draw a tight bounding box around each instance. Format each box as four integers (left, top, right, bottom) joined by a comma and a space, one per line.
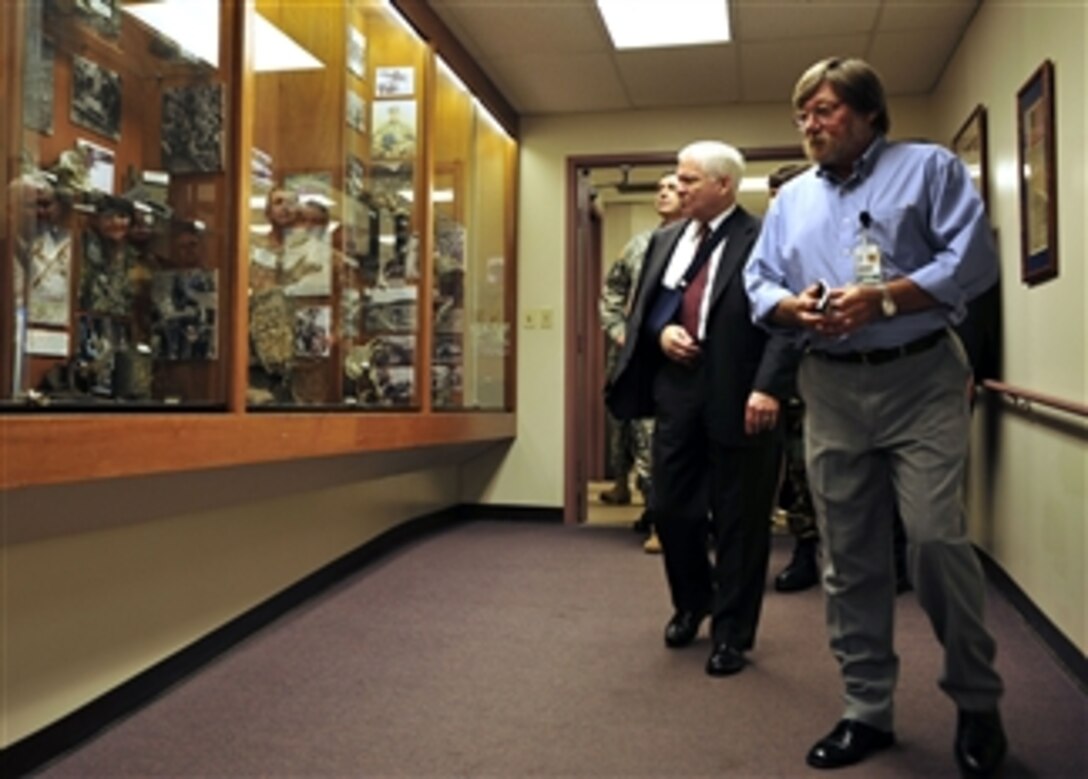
606, 141, 796, 676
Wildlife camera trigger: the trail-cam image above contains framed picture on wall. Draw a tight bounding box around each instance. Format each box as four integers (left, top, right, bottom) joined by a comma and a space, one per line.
375, 66, 414, 97
162, 83, 225, 174
347, 26, 366, 78
70, 54, 121, 140
1016, 60, 1058, 285
951, 104, 989, 214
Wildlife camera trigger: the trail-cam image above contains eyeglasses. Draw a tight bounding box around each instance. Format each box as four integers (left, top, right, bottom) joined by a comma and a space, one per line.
793, 100, 843, 130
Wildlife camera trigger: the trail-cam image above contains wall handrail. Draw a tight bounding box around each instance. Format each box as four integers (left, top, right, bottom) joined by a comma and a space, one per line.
982, 379, 1088, 419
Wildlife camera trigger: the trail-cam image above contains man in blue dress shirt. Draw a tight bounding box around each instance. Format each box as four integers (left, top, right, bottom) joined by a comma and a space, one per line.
744, 57, 1006, 777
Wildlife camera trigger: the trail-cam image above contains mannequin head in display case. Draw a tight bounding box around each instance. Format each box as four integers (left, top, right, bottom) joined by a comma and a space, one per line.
10, 171, 67, 239
92, 195, 134, 244
263, 186, 299, 244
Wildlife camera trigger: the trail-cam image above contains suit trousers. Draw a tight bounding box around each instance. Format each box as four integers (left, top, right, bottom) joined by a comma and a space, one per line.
651, 359, 780, 649
799, 333, 1004, 731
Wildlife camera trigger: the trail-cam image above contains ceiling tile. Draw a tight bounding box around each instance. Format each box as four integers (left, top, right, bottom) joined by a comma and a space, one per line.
739, 35, 871, 104
615, 47, 741, 107
427, 0, 607, 57
734, 0, 880, 40
878, 0, 979, 32
485, 52, 630, 113
868, 26, 965, 95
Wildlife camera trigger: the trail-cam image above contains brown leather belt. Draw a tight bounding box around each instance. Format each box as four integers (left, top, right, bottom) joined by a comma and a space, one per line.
810, 329, 946, 366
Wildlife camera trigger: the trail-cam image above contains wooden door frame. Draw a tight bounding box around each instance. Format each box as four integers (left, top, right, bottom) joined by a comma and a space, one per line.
564, 152, 674, 525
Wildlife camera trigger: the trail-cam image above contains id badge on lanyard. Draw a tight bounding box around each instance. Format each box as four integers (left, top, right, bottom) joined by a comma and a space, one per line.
853, 210, 883, 285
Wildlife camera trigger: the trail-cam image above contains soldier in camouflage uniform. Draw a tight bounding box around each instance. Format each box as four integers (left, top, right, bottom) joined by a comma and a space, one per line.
600, 173, 682, 551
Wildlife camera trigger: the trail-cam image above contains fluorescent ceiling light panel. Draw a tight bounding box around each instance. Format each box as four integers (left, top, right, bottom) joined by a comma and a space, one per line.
596, 0, 730, 49
123, 1, 324, 72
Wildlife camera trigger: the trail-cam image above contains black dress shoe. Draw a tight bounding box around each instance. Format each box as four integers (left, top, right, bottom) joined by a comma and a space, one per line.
955, 708, 1007, 777
806, 719, 895, 769
706, 643, 745, 676
664, 610, 706, 648
775, 539, 819, 592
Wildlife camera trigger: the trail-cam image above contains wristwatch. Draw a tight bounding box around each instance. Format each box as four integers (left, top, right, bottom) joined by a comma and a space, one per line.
879, 283, 897, 317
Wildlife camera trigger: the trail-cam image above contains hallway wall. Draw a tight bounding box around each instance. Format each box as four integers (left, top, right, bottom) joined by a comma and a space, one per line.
0, 451, 475, 747
930, 0, 1087, 652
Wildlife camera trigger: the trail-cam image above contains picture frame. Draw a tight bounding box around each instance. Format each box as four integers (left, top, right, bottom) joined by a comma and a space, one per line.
161, 83, 225, 174
1016, 60, 1058, 285
375, 66, 414, 97
951, 104, 988, 214
70, 54, 121, 140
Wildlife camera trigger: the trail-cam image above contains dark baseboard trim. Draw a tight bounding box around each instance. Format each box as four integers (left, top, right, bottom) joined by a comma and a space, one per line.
2, 505, 470, 779
466, 503, 563, 523
978, 548, 1087, 692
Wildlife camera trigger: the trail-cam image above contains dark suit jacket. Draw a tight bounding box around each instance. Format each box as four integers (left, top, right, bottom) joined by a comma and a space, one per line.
605, 208, 797, 446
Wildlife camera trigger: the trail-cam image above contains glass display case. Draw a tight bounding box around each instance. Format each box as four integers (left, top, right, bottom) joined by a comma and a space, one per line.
3, 0, 234, 407
1, 0, 516, 415
0, 0, 518, 489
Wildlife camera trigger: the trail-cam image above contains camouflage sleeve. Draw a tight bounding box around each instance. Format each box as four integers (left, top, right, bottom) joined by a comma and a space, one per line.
599, 231, 650, 343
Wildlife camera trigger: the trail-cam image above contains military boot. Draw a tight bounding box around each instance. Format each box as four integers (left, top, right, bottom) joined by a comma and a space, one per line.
775, 536, 820, 592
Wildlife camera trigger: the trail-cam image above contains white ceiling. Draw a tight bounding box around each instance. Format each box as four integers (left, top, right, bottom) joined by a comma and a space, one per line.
425, 0, 981, 115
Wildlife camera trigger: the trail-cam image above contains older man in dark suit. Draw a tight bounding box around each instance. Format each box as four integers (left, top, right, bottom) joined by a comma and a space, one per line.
607, 140, 796, 676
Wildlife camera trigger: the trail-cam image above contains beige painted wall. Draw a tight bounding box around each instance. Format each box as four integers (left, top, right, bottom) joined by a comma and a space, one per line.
1, 454, 467, 746
930, 0, 1087, 651
467, 7, 1086, 650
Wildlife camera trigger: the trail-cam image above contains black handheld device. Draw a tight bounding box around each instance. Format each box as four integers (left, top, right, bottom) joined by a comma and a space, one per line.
814, 279, 831, 313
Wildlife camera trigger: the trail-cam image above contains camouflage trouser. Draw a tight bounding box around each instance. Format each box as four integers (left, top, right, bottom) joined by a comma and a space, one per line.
609, 416, 654, 497
778, 397, 818, 540
605, 342, 653, 498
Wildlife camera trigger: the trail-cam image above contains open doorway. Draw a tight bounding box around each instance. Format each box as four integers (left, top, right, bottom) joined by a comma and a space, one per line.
563, 146, 806, 526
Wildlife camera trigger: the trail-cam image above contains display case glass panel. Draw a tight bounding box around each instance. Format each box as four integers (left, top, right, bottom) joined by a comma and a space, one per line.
2, 0, 232, 408
463, 104, 515, 410
247, 0, 426, 409
430, 59, 514, 411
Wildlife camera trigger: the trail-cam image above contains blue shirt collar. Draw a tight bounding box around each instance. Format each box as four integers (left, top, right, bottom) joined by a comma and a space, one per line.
816, 134, 887, 186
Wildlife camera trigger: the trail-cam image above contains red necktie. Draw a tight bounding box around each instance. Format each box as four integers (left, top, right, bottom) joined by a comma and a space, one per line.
680, 223, 711, 339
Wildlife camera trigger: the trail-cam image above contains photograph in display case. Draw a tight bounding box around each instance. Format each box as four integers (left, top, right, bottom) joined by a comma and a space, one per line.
347, 90, 366, 133
25, 224, 73, 326
162, 82, 224, 174
295, 305, 332, 358
375, 66, 414, 97
431, 362, 462, 407
149, 269, 219, 360
363, 286, 417, 333
345, 154, 366, 197
347, 26, 366, 78
371, 100, 416, 159
23, 38, 55, 135
340, 287, 361, 339
70, 54, 121, 140
70, 0, 122, 39
76, 138, 116, 193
